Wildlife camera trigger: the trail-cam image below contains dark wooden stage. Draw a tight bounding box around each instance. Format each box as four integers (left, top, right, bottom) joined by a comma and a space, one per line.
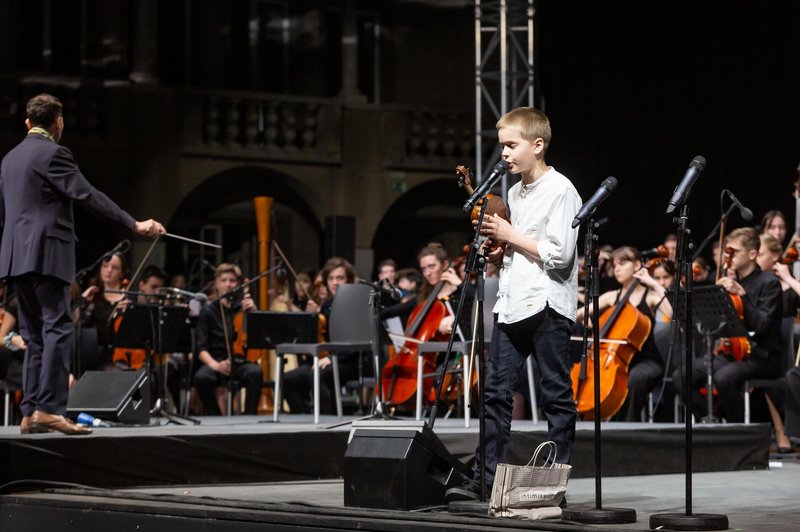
0, 415, 789, 531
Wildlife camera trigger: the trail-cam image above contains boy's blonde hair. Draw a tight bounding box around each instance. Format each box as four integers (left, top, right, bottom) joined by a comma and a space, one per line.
727, 227, 760, 253
496, 107, 552, 151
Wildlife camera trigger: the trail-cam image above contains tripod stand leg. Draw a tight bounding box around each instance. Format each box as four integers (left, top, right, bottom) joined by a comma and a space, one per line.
526, 356, 538, 424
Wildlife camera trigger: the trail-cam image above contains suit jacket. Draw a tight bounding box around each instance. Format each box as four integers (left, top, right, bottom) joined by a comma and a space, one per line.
0, 133, 136, 283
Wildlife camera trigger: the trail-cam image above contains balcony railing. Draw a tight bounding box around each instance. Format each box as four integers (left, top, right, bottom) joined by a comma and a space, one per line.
0, 77, 474, 171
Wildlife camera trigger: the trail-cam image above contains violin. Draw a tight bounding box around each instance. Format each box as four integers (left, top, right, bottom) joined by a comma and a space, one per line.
644, 245, 670, 272
455, 165, 510, 256
714, 246, 751, 361
110, 279, 154, 369
780, 246, 799, 265
571, 276, 652, 420
220, 273, 268, 364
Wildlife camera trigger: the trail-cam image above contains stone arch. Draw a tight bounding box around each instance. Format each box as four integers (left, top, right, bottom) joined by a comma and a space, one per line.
371, 179, 473, 273
165, 165, 324, 281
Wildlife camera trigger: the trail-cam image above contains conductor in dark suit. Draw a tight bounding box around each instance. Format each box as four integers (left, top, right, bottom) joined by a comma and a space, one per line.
0, 94, 165, 434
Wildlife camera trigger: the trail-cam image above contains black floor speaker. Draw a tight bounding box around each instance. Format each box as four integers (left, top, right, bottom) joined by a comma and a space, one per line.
343, 420, 472, 510
66, 370, 150, 425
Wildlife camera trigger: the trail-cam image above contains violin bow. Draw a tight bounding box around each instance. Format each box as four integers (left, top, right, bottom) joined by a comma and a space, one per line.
272, 240, 315, 303
107, 234, 162, 324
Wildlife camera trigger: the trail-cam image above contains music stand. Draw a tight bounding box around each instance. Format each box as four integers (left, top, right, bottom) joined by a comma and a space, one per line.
671, 285, 749, 423
114, 303, 193, 424
246, 311, 319, 348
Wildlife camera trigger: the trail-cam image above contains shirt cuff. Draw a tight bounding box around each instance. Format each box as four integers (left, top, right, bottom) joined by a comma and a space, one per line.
537, 240, 556, 270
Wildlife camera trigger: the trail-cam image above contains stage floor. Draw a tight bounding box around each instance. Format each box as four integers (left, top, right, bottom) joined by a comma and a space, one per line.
3, 459, 798, 531
0, 414, 789, 531
125, 459, 800, 531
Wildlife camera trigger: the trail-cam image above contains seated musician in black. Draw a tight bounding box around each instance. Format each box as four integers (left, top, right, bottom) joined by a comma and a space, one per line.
381, 243, 473, 411
80, 251, 129, 370
282, 257, 360, 415
193, 263, 263, 415
575, 246, 671, 421
673, 227, 782, 422
0, 282, 26, 421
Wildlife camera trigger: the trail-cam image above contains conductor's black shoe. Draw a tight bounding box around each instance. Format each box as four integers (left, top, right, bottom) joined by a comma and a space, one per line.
445, 479, 481, 502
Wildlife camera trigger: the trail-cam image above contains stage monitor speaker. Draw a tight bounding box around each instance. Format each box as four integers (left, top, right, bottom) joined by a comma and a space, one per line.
324, 215, 355, 265
66, 370, 150, 425
343, 420, 472, 510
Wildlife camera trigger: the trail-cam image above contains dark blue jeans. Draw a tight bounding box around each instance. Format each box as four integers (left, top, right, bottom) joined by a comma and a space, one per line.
475, 306, 576, 488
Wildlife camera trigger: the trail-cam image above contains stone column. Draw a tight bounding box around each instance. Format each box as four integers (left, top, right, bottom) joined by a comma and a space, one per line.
129, 0, 159, 84
339, 0, 365, 103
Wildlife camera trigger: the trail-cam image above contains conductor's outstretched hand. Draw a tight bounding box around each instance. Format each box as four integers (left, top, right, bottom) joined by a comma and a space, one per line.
134, 219, 166, 237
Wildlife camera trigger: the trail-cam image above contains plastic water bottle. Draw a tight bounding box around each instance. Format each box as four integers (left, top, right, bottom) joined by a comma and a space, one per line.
76, 412, 110, 427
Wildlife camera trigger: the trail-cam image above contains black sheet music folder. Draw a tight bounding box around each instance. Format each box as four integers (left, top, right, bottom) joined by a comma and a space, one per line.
245, 311, 319, 349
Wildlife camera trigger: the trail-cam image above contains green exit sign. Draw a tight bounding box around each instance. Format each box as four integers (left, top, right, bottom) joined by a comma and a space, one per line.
390, 178, 407, 193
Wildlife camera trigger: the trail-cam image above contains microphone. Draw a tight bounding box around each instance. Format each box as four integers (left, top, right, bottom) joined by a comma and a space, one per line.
723, 189, 753, 221
202, 259, 217, 272
665, 155, 706, 214
161, 287, 208, 303
358, 279, 402, 301
380, 278, 403, 302
102, 239, 131, 261
463, 160, 510, 212
572, 177, 618, 228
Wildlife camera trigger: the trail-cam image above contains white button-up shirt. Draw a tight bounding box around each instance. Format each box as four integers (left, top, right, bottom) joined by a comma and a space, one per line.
493, 166, 582, 324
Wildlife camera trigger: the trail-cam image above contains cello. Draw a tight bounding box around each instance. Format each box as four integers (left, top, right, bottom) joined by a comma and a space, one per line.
381, 281, 448, 409
571, 276, 652, 420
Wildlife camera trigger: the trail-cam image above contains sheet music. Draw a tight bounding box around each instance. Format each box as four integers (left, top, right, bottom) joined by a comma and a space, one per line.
383, 317, 405, 349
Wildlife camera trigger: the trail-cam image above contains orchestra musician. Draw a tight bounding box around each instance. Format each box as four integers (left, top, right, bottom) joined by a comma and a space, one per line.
0, 282, 25, 421
760, 210, 788, 245
379, 267, 422, 327
377, 259, 398, 285
448, 107, 581, 502
80, 252, 129, 370
754, 234, 799, 452
0, 93, 165, 435
692, 257, 713, 286
576, 246, 672, 421
758, 234, 800, 318
282, 257, 360, 415
673, 227, 782, 422
193, 263, 263, 415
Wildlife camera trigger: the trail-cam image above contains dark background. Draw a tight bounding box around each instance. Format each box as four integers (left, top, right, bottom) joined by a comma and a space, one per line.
1, 0, 799, 270
535, 1, 800, 250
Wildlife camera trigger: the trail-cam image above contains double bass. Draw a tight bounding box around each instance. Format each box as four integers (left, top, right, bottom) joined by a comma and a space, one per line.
571, 277, 652, 420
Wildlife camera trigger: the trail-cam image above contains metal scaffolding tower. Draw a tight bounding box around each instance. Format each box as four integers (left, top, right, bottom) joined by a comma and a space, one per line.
474, 0, 535, 198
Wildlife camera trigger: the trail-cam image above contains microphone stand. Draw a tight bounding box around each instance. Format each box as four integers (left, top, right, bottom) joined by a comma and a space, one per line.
323, 280, 399, 429
437, 192, 489, 511
650, 205, 728, 530
692, 202, 739, 262
562, 218, 636, 525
